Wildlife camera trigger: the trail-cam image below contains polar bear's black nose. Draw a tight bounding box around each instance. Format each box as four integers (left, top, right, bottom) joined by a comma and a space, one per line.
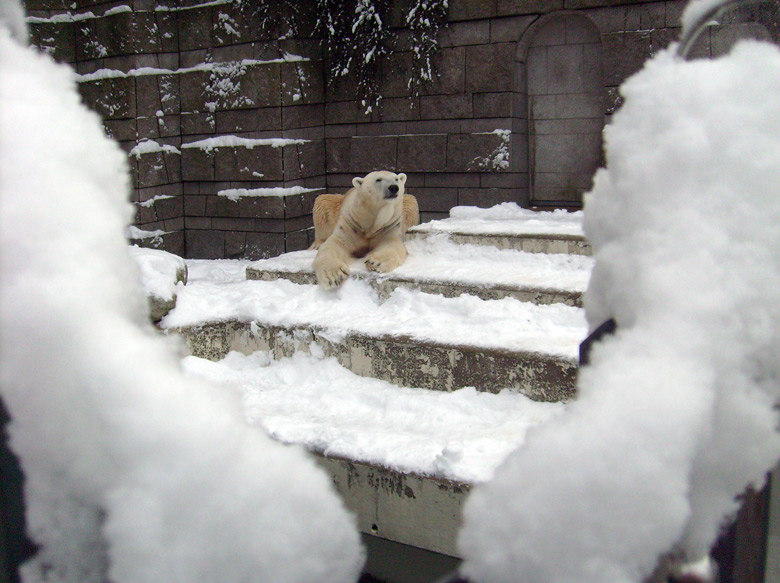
388, 184, 399, 195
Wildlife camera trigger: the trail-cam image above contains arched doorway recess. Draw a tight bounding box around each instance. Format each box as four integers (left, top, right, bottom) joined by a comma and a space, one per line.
522, 13, 605, 207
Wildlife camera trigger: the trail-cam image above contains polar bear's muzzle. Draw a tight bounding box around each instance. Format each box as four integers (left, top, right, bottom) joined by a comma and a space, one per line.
384, 184, 400, 199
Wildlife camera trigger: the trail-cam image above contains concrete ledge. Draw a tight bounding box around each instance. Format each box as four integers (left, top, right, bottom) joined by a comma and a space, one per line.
406, 229, 592, 255
314, 454, 470, 559
246, 266, 583, 307
171, 320, 578, 402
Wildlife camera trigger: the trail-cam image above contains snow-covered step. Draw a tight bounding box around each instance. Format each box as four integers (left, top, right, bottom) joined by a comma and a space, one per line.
163, 261, 587, 401
181, 348, 566, 557
246, 236, 592, 306
408, 203, 591, 256
174, 319, 579, 401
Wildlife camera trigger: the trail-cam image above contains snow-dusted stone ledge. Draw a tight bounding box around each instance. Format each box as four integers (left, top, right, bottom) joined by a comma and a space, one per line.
73, 56, 310, 83
217, 185, 322, 202
179, 134, 321, 184
181, 136, 309, 151
170, 320, 578, 402
126, 226, 183, 256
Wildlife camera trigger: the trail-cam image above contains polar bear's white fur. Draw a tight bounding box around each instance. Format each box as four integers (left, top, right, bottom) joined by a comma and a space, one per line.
309, 193, 419, 251
313, 171, 409, 288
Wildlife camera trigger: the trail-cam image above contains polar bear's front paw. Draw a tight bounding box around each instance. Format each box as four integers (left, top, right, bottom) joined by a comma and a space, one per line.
316, 262, 350, 289
364, 254, 400, 274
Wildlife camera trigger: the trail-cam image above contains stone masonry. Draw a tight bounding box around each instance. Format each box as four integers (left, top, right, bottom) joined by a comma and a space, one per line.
23, 0, 751, 259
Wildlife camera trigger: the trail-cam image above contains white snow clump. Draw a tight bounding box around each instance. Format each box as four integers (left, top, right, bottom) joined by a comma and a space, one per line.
458, 40, 780, 583
0, 25, 363, 583
128, 246, 186, 302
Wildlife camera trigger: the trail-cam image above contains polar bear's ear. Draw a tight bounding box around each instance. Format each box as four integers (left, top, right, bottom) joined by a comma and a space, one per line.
352, 177, 364, 189
397, 173, 407, 184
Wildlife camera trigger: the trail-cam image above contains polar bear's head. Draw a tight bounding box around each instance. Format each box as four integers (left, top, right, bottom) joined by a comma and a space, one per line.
352, 170, 407, 202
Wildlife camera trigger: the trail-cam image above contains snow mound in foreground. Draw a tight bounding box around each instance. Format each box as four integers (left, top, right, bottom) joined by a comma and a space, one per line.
0, 28, 363, 583
459, 41, 780, 583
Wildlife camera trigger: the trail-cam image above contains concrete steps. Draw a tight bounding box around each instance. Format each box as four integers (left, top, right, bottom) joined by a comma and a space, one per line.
250, 265, 583, 305
407, 228, 591, 255
245, 234, 591, 306
166, 208, 591, 564
175, 319, 579, 402
407, 206, 591, 256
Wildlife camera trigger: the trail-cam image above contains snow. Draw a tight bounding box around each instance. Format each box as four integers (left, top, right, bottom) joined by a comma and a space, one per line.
182, 349, 565, 484
26, 11, 99, 24
0, 26, 363, 583
24, 5, 133, 24
458, 40, 780, 583
137, 194, 174, 208
128, 246, 185, 301
471, 129, 511, 170
188, 258, 251, 283
181, 135, 308, 152
129, 139, 181, 158
23, 2, 249, 22
126, 225, 167, 246
162, 273, 587, 360
218, 186, 323, 201
155, 0, 235, 12
0, 0, 26, 43
250, 234, 593, 293
413, 202, 585, 237
9, 0, 779, 578
75, 57, 308, 84
680, 0, 733, 35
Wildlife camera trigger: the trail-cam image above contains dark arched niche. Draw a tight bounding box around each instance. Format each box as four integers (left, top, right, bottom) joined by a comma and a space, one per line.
520, 13, 605, 207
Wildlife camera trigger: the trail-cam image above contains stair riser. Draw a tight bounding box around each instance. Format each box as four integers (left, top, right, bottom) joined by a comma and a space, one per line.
172, 321, 578, 402
406, 231, 592, 256
246, 269, 583, 307
315, 454, 469, 558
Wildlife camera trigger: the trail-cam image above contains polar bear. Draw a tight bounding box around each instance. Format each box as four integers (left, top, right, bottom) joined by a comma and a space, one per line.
313, 171, 414, 288
310, 192, 419, 251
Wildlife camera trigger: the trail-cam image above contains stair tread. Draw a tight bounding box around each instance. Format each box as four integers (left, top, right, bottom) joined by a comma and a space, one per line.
182, 348, 564, 485
247, 235, 592, 297
409, 204, 585, 239
164, 262, 587, 360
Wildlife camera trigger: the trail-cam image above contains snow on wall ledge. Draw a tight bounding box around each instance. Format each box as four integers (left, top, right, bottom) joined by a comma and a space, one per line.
181, 135, 309, 152
458, 39, 780, 583
0, 25, 363, 583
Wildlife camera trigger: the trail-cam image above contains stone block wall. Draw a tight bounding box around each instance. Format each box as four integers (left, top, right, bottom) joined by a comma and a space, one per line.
25, 0, 716, 258
26, 0, 327, 259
